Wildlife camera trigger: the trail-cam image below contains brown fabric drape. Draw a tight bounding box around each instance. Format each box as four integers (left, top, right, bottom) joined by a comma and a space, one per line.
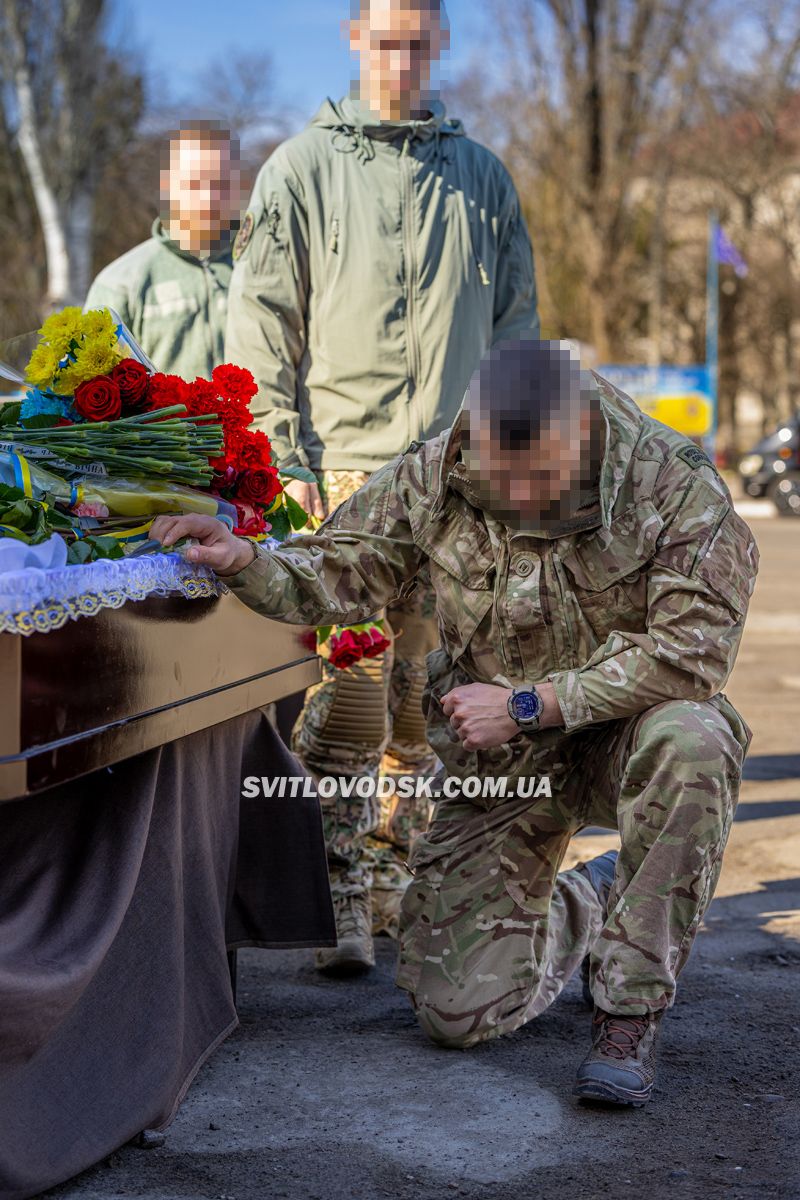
0, 709, 334, 1200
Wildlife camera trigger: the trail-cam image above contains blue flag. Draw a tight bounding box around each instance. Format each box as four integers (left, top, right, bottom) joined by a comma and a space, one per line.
714, 225, 748, 277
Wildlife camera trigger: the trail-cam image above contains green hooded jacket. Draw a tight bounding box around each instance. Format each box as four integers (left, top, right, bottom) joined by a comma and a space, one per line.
226, 97, 539, 472
84, 219, 233, 379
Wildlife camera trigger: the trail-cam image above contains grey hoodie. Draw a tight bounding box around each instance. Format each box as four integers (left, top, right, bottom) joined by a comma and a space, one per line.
226, 96, 539, 472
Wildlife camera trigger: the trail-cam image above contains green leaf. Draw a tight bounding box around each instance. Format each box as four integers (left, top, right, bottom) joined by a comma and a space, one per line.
2, 499, 36, 531
267, 508, 290, 542
19, 414, 63, 429
284, 492, 310, 531
0, 482, 26, 504
67, 540, 93, 564
91, 536, 125, 560
0, 524, 31, 544
279, 464, 318, 485
0, 402, 22, 427
315, 625, 332, 644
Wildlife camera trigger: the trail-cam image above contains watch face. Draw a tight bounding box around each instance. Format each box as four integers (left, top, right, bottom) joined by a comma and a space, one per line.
513, 690, 542, 721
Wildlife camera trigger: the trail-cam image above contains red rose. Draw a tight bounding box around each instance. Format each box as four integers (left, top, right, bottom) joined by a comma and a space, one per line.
74, 375, 122, 422
212, 363, 258, 404
146, 373, 190, 411
360, 626, 391, 659
233, 502, 268, 538
329, 629, 364, 670
300, 630, 319, 654
237, 468, 282, 508
110, 359, 150, 408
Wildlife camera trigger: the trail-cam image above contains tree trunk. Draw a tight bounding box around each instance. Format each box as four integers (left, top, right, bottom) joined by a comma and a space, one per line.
4, 0, 73, 312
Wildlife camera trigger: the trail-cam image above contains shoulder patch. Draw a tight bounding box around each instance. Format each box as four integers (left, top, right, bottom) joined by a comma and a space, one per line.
233, 211, 255, 261
676, 444, 714, 471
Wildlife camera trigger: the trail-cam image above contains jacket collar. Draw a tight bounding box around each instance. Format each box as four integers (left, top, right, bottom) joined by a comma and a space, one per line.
152, 218, 233, 266
432, 373, 644, 532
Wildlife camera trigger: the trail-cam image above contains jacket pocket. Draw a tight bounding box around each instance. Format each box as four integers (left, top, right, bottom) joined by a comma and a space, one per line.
411, 502, 495, 664
559, 502, 663, 638
499, 815, 573, 919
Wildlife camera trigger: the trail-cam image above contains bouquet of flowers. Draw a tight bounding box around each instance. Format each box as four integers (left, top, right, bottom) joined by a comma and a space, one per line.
0, 307, 309, 558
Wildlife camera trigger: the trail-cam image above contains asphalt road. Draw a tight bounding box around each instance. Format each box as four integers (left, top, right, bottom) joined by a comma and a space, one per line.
49, 508, 800, 1200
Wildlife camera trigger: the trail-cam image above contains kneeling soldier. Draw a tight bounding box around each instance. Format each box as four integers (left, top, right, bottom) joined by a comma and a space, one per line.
151, 338, 759, 1107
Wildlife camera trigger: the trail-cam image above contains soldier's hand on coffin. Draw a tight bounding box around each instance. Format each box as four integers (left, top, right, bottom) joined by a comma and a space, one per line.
150, 513, 257, 577
441, 683, 520, 751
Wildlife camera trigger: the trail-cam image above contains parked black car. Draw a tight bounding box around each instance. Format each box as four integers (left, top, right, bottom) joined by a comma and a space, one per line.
738, 415, 800, 515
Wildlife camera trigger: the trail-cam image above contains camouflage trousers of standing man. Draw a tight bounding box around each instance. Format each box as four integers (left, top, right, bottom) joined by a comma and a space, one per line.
397, 694, 751, 1046
291, 471, 439, 935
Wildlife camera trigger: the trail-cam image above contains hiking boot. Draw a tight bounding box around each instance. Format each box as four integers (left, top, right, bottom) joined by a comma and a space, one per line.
576, 849, 618, 1008
574, 1008, 663, 1108
371, 885, 405, 939
314, 892, 375, 975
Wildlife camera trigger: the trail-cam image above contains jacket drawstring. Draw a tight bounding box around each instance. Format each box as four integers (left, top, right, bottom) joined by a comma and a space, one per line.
331, 124, 376, 164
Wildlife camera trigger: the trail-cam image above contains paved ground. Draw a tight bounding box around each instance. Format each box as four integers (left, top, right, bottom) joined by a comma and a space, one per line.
50, 507, 800, 1200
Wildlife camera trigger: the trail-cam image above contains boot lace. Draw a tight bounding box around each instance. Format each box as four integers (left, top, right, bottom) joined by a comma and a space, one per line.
594, 1011, 650, 1060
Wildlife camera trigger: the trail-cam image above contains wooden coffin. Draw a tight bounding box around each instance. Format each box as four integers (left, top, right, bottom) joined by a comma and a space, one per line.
0, 592, 320, 800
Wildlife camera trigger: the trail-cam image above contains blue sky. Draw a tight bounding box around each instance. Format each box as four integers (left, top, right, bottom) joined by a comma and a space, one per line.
124, 0, 487, 129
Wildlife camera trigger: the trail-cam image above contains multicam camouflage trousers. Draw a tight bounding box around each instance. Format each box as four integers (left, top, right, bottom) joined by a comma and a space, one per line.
397, 695, 751, 1048
291, 471, 439, 910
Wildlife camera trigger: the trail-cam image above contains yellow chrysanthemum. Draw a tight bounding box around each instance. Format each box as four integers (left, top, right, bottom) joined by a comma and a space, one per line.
39, 306, 84, 358
25, 342, 61, 388
81, 308, 117, 342
51, 362, 82, 395
57, 345, 121, 390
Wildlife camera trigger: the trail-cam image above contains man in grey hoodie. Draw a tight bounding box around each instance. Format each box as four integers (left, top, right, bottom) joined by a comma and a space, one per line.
226, 0, 540, 973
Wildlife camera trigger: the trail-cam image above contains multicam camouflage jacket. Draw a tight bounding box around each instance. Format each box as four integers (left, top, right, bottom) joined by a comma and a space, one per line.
227, 376, 759, 779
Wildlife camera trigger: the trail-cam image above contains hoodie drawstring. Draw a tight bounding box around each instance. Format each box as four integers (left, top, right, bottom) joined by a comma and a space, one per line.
331, 124, 376, 164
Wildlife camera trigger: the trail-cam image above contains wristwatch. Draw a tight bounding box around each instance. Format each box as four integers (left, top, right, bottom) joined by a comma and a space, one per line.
507, 686, 544, 731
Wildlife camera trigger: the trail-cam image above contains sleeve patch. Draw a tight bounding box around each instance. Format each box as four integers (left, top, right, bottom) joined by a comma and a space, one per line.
233, 211, 256, 261
677, 444, 714, 470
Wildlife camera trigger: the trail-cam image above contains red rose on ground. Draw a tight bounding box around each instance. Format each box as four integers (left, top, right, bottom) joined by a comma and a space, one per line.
329, 629, 364, 670
360, 626, 391, 659
237, 468, 282, 508
111, 359, 150, 408
212, 363, 258, 405
74, 375, 122, 422
146, 373, 190, 411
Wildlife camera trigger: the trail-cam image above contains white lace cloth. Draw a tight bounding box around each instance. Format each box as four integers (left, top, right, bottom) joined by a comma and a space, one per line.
0, 544, 225, 636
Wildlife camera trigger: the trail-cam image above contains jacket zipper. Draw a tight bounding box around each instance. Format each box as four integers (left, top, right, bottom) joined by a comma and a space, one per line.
401, 135, 422, 438
466, 200, 491, 287
201, 261, 214, 370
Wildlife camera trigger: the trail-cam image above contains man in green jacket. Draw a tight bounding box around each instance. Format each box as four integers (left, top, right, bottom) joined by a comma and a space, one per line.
85, 121, 242, 379
226, 0, 540, 971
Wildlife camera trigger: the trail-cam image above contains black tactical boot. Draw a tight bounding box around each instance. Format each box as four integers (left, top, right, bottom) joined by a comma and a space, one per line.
574, 1008, 663, 1107
576, 849, 618, 1008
